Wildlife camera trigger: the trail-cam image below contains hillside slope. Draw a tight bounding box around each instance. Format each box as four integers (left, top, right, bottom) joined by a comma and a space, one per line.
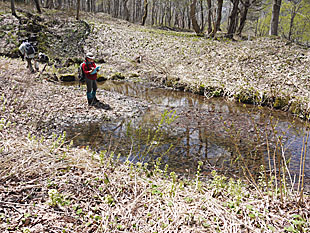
1, 2, 310, 117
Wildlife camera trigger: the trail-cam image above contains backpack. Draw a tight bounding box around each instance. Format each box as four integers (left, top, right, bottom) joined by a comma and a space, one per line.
38, 52, 49, 63
78, 61, 89, 86
24, 42, 35, 55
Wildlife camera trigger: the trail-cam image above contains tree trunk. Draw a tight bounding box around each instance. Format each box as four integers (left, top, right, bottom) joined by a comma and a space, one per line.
190, 0, 203, 35
107, 0, 111, 14
114, 0, 119, 17
141, 0, 148, 26
11, 0, 17, 17
76, 0, 80, 20
32, 0, 42, 13
206, 0, 212, 34
132, 0, 136, 22
87, 0, 91, 12
187, 5, 191, 29
200, 0, 204, 31
288, 3, 301, 40
123, 0, 130, 21
174, 10, 179, 28
136, 0, 141, 23
151, 0, 156, 25
288, 8, 295, 40
237, 0, 250, 36
45, 0, 54, 9
226, 0, 239, 39
182, 7, 185, 29
269, 0, 282, 36
215, 0, 223, 32
55, 0, 61, 10
100, 0, 104, 12
166, 1, 172, 27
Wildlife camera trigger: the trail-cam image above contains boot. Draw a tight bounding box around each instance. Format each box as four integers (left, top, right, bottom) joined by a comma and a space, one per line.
93, 96, 99, 103
92, 91, 99, 103
88, 98, 95, 105
87, 92, 95, 106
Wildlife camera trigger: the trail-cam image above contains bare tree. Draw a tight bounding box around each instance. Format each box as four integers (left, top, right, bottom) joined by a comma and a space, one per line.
200, 0, 204, 30
45, 0, 54, 9
33, 0, 42, 13
214, 0, 223, 34
11, 0, 17, 17
55, 0, 62, 10
237, 0, 251, 36
123, 0, 130, 21
287, 0, 302, 40
226, 0, 240, 39
141, 0, 148, 26
269, 0, 282, 35
76, 0, 80, 20
190, 0, 203, 35
206, 0, 212, 34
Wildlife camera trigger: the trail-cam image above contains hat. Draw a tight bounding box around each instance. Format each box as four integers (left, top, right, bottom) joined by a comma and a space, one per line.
86, 52, 95, 59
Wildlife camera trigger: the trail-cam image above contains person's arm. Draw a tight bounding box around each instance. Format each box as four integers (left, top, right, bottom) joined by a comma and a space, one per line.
82, 63, 88, 74
82, 63, 95, 75
19, 44, 25, 60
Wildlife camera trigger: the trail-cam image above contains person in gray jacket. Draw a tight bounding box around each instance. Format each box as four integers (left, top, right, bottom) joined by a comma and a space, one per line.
19, 41, 39, 73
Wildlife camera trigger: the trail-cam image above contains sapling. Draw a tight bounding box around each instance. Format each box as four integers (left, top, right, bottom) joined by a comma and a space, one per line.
99, 150, 106, 165
195, 161, 203, 191
169, 171, 177, 197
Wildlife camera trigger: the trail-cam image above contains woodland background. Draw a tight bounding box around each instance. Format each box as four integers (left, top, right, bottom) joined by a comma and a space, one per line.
7, 0, 310, 45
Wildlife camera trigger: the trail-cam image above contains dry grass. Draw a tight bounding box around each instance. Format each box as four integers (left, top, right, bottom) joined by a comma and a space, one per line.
1, 57, 310, 233
1, 132, 309, 232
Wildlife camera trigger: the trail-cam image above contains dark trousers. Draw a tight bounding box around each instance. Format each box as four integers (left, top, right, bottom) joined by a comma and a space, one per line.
26, 58, 34, 72
86, 78, 97, 99
26, 58, 39, 72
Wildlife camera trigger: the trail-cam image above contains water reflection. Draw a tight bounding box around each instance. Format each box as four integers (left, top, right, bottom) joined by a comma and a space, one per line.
64, 80, 309, 184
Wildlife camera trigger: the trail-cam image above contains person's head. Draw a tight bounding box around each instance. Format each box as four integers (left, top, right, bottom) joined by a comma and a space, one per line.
86, 52, 95, 62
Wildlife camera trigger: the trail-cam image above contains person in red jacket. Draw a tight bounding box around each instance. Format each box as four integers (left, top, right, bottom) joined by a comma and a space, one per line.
82, 52, 100, 105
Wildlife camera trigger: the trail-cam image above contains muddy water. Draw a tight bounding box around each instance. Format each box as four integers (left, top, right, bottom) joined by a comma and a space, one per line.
65, 80, 309, 184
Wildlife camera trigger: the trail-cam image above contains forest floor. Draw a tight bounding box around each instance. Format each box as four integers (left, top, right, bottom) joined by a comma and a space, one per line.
1, 2, 310, 232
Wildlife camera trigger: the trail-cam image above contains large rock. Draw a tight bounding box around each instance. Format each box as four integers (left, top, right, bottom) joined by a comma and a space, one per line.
60, 74, 76, 82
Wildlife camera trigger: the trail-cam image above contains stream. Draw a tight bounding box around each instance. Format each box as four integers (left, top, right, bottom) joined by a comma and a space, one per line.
64, 80, 309, 188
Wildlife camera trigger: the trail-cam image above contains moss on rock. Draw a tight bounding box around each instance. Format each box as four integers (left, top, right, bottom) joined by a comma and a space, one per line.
60, 74, 76, 82
111, 72, 125, 80
273, 96, 290, 109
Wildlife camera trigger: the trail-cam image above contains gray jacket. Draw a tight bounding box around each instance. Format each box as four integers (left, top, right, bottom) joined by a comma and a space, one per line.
19, 42, 35, 59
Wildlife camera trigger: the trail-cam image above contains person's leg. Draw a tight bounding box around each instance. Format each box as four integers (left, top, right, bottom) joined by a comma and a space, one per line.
26, 58, 34, 73
91, 80, 98, 102
34, 59, 39, 72
86, 78, 94, 105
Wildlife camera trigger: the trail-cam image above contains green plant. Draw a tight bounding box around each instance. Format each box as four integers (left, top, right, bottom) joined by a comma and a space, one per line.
285, 214, 309, 233
104, 194, 115, 206
195, 161, 203, 191
210, 170, 227, 197
150, 184, 163, 197
47, 189, 70, 207
22, 228, 31, 233
50, 131, 66, 153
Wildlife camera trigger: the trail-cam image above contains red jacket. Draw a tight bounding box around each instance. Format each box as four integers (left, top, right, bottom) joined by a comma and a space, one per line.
82, 60, 97, 80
